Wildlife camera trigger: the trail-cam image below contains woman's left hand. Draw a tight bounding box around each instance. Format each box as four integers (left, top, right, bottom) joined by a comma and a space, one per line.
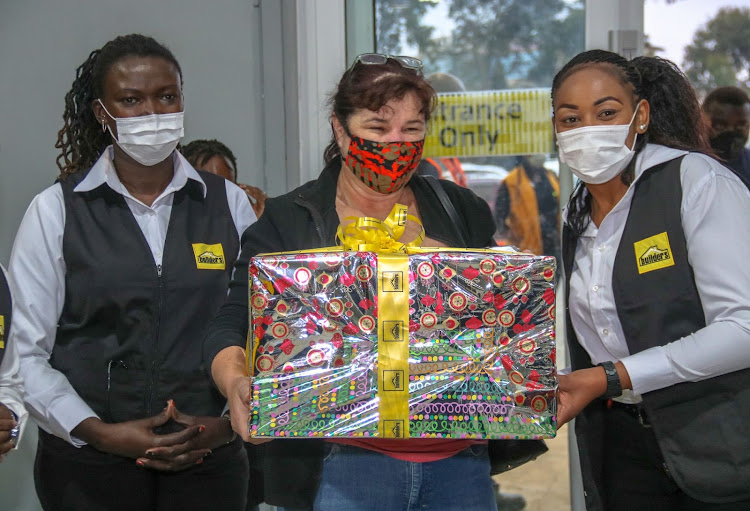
136, 404, 235, 470
556, 367, 608, 427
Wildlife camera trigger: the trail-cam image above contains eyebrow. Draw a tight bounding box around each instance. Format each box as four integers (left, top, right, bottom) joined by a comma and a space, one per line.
594, 96, 623, 106
555, 96, 624, 113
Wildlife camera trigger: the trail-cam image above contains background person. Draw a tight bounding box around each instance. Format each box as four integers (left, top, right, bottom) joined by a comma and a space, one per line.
182, 139, 267, 217
8, 34, 255, 510
494, 155, 560, 262
702, 85, 750, 186
553, 50, 750, 511
0, 264, 27, 462
205, 54, 506, 511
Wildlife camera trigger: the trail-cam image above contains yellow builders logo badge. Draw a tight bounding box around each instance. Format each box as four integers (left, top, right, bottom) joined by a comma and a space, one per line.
634, 232, 675, 274
192, 243, 226, 270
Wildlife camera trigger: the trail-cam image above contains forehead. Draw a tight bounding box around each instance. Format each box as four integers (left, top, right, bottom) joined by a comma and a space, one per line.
103, 56, 181, 91
706, 101, 750, 121
555, 65, 634, 106
352, 91, 425, 121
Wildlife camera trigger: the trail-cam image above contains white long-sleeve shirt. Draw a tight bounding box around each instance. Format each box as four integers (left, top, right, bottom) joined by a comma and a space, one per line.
567, 144, 750, 402
0, 264, 28, 446
8, 147, 256, 445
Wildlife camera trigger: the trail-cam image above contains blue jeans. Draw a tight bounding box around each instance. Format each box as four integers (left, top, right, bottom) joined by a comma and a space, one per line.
296, 442, 498, 511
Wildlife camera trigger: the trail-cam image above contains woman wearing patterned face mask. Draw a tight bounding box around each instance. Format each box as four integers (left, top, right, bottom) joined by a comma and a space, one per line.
553, 50, 750, 511
8, 34, 256, 510
205, 54, 504, 511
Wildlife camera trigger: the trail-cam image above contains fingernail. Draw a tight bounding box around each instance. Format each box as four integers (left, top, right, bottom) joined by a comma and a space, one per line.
168, 399, 175, 407
196, 458, 204, 465
199, 425, 206, 433
136, 460, 144, 466
204, 450, 213, 458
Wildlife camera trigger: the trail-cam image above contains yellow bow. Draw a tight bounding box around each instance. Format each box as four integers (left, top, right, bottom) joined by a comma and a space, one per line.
336, 204, 425, 253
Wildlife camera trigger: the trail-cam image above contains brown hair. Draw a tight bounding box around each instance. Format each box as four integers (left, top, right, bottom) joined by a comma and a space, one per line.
323, 59, 437, 164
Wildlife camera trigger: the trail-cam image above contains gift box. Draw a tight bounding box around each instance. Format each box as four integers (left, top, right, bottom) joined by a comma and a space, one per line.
248, 244, 557, 440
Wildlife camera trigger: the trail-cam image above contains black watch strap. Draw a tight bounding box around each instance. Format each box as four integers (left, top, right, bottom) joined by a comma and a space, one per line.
598, 361, 622, 399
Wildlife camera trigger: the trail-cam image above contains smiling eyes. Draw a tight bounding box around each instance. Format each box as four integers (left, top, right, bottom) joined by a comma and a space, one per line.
559, 108, 622, 126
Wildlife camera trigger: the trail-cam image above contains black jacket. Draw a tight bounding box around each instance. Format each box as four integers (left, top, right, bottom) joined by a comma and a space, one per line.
204, 158, 495, 508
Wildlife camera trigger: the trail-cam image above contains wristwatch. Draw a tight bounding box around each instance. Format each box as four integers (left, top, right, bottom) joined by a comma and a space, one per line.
598, 361, 623, 399
8, 409, 20, 448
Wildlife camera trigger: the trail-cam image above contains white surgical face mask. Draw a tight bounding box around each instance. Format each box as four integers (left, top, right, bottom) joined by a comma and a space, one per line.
555, 104, 641, 184
98, 99, 184, 166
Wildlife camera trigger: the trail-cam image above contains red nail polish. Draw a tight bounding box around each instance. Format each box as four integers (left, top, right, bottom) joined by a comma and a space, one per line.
196, 458, 204, 465
199, 425, 206, 432
136, 460, 144, 466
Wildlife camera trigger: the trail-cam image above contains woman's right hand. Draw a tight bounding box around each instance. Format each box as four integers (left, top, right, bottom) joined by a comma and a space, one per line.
226, 374, 269, 443
71, 401, 210, 471
211, 346, 271, 444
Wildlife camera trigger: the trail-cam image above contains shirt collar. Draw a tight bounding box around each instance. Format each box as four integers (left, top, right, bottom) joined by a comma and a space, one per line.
74, 146, 207, 199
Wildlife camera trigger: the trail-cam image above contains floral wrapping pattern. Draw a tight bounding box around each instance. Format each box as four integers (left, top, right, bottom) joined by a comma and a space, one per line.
249, 249, 557, 439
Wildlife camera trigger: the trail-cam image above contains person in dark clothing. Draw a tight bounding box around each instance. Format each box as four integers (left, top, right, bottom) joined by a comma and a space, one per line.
494, 155, 560, 262
554, 50, 750, 511
205, 54, 511, 511
702, 86, 750, 186
8, 34, 255, 510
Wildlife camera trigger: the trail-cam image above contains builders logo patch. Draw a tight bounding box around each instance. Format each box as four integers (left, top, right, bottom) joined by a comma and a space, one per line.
192, 243, 226, 270
634, 232, 674, 274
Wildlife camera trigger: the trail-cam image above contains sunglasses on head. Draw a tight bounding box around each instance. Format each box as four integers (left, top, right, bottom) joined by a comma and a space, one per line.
350, 53, 423, 74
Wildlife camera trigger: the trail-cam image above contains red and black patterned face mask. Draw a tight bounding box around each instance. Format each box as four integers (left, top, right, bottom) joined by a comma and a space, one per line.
344, 136, 425, 194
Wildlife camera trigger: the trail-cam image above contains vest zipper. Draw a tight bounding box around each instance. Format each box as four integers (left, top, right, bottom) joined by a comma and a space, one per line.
146, 264, 164, 416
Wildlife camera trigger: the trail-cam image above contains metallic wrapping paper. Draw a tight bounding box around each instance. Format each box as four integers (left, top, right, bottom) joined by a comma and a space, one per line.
249, 249, 557, 439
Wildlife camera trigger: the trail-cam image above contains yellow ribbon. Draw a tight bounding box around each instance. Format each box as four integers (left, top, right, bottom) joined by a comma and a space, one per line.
336, 204, 425, 253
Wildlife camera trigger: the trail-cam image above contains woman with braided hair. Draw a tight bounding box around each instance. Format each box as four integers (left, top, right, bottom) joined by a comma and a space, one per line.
553, 50, 750, 510
8, 33, 255, 510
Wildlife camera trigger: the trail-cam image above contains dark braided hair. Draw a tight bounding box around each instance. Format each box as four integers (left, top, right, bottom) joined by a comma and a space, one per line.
323, 58, 437, 164
552, 50, 714, 235
56, 34, 182, 179
181, 139, 238, 181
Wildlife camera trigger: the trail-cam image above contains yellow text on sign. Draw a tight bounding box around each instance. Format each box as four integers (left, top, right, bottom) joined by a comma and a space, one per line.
423, 88, 553, 158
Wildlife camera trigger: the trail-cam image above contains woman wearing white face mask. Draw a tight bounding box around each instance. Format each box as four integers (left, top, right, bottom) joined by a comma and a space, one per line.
553, 50, 750, 511
8, 34, 255, 510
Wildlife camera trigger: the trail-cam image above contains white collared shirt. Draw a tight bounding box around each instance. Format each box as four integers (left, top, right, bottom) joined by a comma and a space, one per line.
8, 147, 256, 445
0, 264, 28, 447
567, 144, 750, 402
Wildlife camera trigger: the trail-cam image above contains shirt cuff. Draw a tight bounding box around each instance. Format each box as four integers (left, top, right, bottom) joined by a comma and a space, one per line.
620, 346, 675, 396
46, 394, 99, 447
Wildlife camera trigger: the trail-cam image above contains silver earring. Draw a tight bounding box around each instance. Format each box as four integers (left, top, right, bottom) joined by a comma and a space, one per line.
639, 124, 646, 130
101, 121, 106, 133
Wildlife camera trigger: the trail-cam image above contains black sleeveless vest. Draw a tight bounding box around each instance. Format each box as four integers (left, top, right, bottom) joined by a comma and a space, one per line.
0, 267, 12, 366
52, 168, 239, 422
563, 156, 750, 507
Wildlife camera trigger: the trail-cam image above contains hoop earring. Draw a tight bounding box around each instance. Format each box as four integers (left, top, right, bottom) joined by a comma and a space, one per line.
101, 121, 107, 133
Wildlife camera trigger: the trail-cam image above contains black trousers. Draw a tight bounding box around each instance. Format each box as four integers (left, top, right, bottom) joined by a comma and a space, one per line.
602, 405, 750, 511
35, 430, 249, 511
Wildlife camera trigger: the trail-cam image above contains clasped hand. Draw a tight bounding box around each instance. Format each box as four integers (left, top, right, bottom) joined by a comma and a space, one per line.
73, 400, 234, 472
